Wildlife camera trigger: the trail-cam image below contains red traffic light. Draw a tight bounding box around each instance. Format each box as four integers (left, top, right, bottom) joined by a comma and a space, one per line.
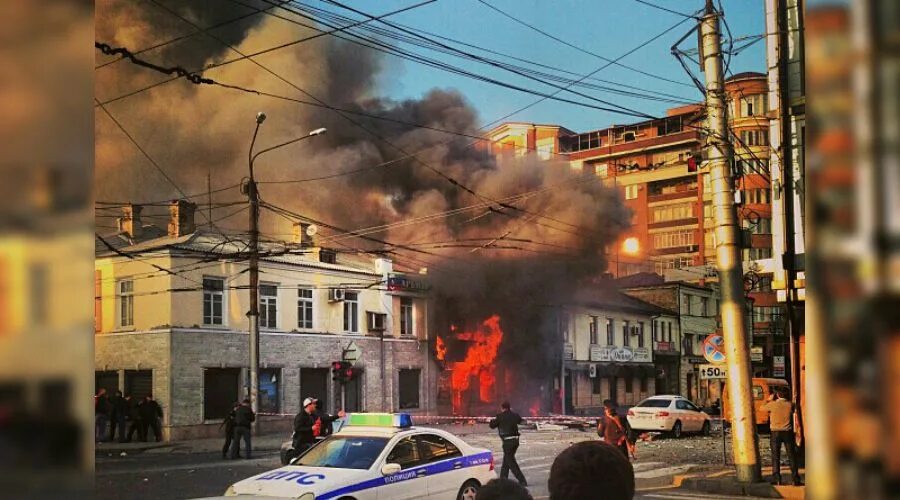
332, 361, 345, 371
687, 156, 698, 172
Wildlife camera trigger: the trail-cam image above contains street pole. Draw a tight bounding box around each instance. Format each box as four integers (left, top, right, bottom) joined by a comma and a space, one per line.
699, 0, 761, 483
247, 113, 265, 435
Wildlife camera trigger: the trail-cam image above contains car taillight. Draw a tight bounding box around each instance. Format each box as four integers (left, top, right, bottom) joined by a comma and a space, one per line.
627, 410, 635, 416
489, 454, 494, 471
658, 411, 670, 417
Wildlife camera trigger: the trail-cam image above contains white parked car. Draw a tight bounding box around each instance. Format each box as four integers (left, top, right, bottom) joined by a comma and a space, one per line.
626, 395, 711, 438
197, 413, 495, 500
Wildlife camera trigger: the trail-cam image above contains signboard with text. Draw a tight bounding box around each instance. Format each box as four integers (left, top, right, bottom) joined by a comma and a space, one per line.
751, 346, 764, 362
699, 364, 728, 380
591, 346, 652, 363
773, 356, 785, 377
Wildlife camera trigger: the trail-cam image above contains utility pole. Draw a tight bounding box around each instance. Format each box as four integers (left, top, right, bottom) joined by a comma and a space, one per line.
699, 0, 761, 483
247, 112, 265, 434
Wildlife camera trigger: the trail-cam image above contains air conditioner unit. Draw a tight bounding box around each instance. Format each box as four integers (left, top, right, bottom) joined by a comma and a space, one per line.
328, 288, 346, 302
367, 311, 386, 332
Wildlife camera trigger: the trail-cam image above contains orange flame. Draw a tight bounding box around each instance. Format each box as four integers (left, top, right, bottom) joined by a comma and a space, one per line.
435, 336, 447, 361
529, 400, 541, 417
447, 315, 503, 415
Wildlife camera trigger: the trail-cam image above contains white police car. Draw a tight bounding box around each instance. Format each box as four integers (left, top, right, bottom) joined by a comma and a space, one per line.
209, 413, 495, 500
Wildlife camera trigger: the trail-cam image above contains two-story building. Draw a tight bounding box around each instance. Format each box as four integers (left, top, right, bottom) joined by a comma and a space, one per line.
94, 200, 437, 440
560, 287, 677, 415
619, 273, 721, 407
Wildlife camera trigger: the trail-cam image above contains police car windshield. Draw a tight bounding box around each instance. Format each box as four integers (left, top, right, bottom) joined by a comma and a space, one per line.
295, 436, 389, 470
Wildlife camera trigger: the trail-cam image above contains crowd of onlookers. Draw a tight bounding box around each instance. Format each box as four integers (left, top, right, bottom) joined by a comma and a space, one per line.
94, 387, 163, 443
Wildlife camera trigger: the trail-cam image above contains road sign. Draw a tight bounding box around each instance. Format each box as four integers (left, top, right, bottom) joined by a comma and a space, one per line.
750, 346, 764, 362
773, 355, 785, 377
702, 334, 727, 364
342, 341, 361, 362
699, 364, 728, 380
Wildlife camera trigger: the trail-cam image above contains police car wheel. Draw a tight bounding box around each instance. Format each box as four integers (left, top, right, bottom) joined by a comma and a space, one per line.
457, 480, 480, 500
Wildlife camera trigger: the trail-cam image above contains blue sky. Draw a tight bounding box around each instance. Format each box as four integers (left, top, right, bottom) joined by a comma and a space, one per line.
331, 0, 768, 133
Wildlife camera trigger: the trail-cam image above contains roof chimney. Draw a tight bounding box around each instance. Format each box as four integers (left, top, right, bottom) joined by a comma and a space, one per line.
292, 222, 316, 247
117, 204, 143, 240
168, 200, 197, 238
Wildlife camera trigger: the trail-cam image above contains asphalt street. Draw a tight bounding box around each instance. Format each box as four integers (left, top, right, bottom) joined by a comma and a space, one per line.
95, 429, 754, 499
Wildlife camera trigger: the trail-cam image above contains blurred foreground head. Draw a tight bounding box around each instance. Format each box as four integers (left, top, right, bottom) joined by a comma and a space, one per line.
549, 441, 634, 500
476, 478, 533, 500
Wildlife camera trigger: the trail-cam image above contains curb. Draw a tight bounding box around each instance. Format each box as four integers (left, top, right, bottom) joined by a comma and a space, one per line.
670, 469, 806, 499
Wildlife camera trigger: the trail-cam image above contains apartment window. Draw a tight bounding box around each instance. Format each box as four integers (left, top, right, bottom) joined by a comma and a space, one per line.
589, 317, 598, 345
259, 284, 278, 329
654, 256, 694, 274
700, 297, 709, 317
398, 369, 420, 409
606, 318, 614, 345
400, 297, 414, 336
649, 177, 698, 196
741, 129, 769, 147
624, 185, 639, 200
653, 229, 694, 250
203, 277, 225, 326
752, 275, 773, 292
118, 279, 134, 328
682, 295, 693, 315
650, 202, 695, 223
343, 291, 359, 333
537, 144, 552, 160
622, 320, 630, 347
668, 322, 673, 342
744, 217, 772, 235
683, 333, 693, 355
753, 306, 783, 323
652, 321, 657, 342
298, 288, 314, 330
594, 163, 609, 178
704, 228, 717, 249
744, 247, 773, 261
745, 188, 771, 205
637, 322, 645, 348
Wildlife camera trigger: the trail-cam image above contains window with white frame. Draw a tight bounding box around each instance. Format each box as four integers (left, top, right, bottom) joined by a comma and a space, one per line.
622, 320, 630, 347
202, 277, 225, 326
298, 288, 313, 330
624, 184, 639, 200
638, 322, 645, 348
343, 291, 359, 333
744, 217, 772, 235
118, 279, 134, 327
589, 316, 598, 345
606, 318, 614, 345
259, 284, 278, 329
653, 229, 694, 250
700, 297, 709, 317
650, 202, 695, 223
682, 295, 693, 315
400, 297, 414, 336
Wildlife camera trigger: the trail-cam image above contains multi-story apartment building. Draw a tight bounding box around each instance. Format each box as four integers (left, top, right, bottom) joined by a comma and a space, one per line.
94, 200, 436, 440
559, 287, 677, 415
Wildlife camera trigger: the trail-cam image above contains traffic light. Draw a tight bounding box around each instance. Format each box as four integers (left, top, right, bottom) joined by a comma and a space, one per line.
331, 361, 359, 383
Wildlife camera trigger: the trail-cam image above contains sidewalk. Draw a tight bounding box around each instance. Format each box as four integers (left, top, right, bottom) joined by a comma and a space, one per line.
670, 466, 805, 499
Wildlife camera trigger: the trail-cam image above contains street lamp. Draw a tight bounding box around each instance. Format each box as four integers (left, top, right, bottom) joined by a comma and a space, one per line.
247, 113, 326, 431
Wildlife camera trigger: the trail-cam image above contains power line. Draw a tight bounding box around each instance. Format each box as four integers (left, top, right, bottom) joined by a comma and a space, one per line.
633, 0, 699, 20
477, 0, 695, 88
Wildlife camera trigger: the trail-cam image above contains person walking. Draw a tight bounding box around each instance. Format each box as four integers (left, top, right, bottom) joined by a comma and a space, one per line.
597, 402, 630, 460
230, 399, 255, 459
109, 390, 127, 443
220, 402, 239, 459
489, 401, 527, 486
125, 394, 143, 442
139, 395, 163, 442
94, 388, 111, 443
761, 387, 802, 485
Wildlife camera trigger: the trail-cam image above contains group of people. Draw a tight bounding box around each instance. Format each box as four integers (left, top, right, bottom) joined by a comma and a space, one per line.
220, 395, 344, 462
94, 388, 163, 443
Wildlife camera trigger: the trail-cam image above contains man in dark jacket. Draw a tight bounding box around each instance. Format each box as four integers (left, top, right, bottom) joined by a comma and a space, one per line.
125, 395, 143, 442
292, 397, 320, 455
139, 395, 163, 442
489, 401, 527, 486
230, 399, 255, 459
94, 388, 111, 443
109, 390, 128, 442
221, 402, 239, 459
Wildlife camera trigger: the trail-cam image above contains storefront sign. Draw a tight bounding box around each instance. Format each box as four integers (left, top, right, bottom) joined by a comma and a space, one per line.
751, 346, 764, 362
563, 343, 574, 361
699, 364, 727, 380
591, 346, 651, 363
773, 356, 785, 377
387, 276, 431, 292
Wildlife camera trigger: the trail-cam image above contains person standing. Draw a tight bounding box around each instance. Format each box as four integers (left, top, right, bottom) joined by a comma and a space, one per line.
291, 397, 320, 461
761, 387, 802, 485
125, 394, 143, 442
220, 402, 239, 459
597, 403, 630, 460
109, 390, 127, 443
489, 401, 527, 486
230, 399, 255, 459
139, 395, 163, 442
94, 388, 111, 443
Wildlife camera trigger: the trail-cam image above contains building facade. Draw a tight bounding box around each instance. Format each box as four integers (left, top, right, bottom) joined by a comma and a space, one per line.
95, 201, 437, 440
559, 287, 678, 415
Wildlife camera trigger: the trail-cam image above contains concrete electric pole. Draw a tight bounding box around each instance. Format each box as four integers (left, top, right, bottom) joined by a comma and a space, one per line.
699, 0, 761, 483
